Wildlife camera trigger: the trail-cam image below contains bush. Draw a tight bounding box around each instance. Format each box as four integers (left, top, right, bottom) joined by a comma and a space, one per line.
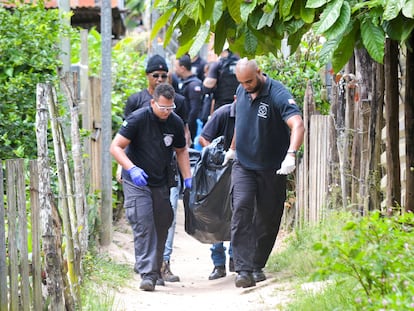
0, 2, 70, 159
313, 210, 414, 310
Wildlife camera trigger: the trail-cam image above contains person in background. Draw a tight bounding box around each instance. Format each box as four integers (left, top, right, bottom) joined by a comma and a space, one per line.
225, 58, 304, 288
191, 52, 207, 82
110, 83, 192, 292
198, 100, 236, 280
175, 54, 203, 144
122, 54, 189, 284
203, 49, 240, 113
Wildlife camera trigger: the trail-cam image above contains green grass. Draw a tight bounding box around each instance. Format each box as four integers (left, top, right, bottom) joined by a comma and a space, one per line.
266, 210, 414, 310
80, 252, 133, 310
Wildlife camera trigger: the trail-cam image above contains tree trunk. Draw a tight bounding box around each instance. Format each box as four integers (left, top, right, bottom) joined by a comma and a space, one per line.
36, 83, 65, 310
405, 34, 414, 212
365, 62, 384, 212
384, 39, 401, 212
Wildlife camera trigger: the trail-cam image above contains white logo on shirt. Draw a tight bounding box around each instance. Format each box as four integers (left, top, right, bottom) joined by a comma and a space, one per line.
164, 134, 173, 147
258, 102, 268, 118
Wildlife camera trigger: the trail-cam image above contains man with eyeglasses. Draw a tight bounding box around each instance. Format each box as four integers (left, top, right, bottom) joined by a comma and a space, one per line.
110, 83, 192, 292
121, 54, 189, 285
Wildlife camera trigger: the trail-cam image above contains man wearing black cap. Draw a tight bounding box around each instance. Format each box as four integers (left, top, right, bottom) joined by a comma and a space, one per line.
122, 54, 189, 284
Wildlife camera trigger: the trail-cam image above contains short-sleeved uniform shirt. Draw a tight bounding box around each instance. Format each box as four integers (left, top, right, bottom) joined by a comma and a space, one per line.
177, 75, 203, 125
124, 89, 188, 123
235, 76, 301, 170
207, 55, 239, 110
119, 107, 186, 187
200, 102, 235, 150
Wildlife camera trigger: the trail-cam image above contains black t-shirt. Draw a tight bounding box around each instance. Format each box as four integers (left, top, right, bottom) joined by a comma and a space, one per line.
119, 107, 186, 186
207, 54, 240, 110
200, 102, 235, 150
177, 75, 203, 128
235, 76, 301, 170
124, 89, 188, 123
191, 56, 207, 81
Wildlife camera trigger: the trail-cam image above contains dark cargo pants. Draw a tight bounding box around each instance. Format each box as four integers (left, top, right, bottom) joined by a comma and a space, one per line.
231, 160, 287, 272
123, 180, 173, 280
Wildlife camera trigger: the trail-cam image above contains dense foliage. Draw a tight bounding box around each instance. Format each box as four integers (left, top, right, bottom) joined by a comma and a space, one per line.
257, 33, 329, 114
0, 1, 70, 159
151, 0, 414, 73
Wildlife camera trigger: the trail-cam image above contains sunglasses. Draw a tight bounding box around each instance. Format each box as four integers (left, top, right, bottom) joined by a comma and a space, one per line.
152, 73, 168, 79
154, 101, 176, 112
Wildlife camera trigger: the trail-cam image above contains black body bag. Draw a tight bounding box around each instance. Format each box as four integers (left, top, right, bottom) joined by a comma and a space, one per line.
183, 136, 232, 243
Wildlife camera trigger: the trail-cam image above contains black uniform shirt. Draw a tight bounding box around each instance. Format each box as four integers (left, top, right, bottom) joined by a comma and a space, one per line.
200, 102, 235, 150
119, 107, 186, 186
124, 89, 188, 123
235, 76, 301, 170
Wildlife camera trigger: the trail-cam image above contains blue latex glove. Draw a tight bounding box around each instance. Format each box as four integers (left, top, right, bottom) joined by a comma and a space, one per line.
128, 166, 148, 186
184, 177, 192, 189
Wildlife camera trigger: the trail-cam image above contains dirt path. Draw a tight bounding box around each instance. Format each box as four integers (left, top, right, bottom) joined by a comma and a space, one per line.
101, 200, 296, 311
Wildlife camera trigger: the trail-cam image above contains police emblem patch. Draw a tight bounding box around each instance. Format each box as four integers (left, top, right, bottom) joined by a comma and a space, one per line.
258, 102, 269, 118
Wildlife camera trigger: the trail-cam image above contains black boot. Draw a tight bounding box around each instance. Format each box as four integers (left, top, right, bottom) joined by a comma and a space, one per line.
208, 266, 226, 280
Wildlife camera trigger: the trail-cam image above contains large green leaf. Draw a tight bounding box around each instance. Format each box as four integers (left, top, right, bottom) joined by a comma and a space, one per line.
189, 23, 211, 57
150, 7, 175, 40
323, 1, 351, 40
214, 11, 235, 54
403, 0, 414, 18
306, 0, 328, 9
200, 0, 216, 24
319, 38, 340, 66
226, 0, 243, 24
315, 0, 344, 34
177, 19, 199, 46
331, 25, 358, 72
244, 26, 259, 55
212, 1, 224, 25
300, 5, 315, 23
288, 24, 312, 52
280, 0, 295, 19
361, 18, 385, 63
383, 0, 405, 20
240, 0, 257, 22
384, 16, 414, 43
257, 6, 277, 29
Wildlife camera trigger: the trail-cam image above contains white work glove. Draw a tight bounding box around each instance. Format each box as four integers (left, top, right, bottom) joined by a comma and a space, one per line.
116, 164, 123, 183
276, 155, 296, 175
222, 149, 235, 166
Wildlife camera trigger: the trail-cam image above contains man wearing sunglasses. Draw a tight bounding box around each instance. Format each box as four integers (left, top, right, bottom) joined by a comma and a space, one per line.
121, 54, 190, 285
110, 83, 192, 292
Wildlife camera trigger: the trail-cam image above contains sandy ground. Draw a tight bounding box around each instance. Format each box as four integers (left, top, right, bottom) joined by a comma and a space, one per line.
100, 200, 296, 311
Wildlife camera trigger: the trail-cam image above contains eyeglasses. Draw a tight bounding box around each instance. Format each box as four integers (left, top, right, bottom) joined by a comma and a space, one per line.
154, 101, 176, 112
151, 73, 168, 79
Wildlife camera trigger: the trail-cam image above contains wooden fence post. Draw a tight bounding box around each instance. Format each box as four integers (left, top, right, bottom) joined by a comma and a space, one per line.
36, 83, 65, 310
0, 163, 7, 311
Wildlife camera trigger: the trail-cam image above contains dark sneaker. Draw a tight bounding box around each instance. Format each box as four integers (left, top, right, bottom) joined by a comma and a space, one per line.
235, 271, 256, 288
156, 278, 165, 286
140, 278, 155, 291
229, 258, 235, 272
208, 266, 226, 280
161, 261, 180, 282
252, 269, 266, 282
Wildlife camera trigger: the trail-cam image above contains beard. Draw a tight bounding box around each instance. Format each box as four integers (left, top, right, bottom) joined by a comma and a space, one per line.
247, 76, 264, 94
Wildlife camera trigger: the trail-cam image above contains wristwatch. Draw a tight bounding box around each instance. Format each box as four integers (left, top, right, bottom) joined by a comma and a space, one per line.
287, 150, 297, 155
